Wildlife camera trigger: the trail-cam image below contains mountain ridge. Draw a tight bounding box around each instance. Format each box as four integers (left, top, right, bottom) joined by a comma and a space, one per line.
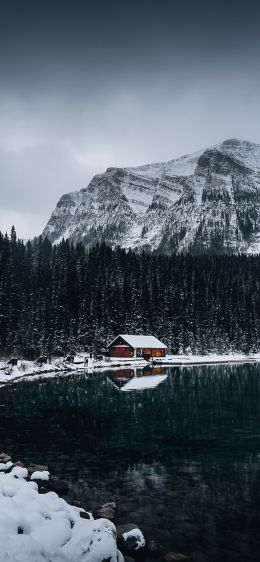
42, 138, 260, 254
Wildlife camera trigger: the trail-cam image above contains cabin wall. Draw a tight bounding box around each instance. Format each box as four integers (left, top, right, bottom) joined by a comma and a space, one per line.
142, 348, 166, 357
108, 346, 166, 358
109, 347, 133, 358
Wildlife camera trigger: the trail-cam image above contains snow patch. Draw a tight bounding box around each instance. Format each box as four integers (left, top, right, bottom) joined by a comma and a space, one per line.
0, 469, 120, 562
30, 471, 50, 481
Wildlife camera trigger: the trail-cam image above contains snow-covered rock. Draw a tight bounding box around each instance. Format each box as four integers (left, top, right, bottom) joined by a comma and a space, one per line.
122, 528, 145, 549
10, 467, 28, 479
43, 139, 260, 254
30, 471, 50, 481
117, 523, 145, 556
0, 461, 13, 471
0, 470, 122, 562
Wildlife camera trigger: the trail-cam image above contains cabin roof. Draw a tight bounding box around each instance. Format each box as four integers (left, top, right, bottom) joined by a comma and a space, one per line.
108, 334, 167, 349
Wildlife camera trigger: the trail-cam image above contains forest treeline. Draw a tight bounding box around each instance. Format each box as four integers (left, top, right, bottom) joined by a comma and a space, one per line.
0, 227, 260, 358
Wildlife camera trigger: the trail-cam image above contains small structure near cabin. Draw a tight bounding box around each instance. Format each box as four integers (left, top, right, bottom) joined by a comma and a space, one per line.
7, 358, 18, 366
107, 335, 167, 359
36, 356, 48, 364
64, 355, 75, 363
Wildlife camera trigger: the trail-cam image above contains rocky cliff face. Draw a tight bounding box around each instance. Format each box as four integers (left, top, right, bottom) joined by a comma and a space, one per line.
42, 139, 260, 254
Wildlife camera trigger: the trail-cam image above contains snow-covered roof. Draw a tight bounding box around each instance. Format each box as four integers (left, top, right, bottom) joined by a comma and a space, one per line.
109, 334, 167, 349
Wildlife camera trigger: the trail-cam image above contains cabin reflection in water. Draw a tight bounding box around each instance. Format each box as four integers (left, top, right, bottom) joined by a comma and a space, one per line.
108, 366, 168, 389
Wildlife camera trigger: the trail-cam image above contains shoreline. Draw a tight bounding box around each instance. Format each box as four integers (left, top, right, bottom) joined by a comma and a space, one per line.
0, 352, 260, 386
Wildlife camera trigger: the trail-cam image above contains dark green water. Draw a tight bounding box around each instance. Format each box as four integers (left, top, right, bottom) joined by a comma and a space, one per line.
1, 364, 260, 561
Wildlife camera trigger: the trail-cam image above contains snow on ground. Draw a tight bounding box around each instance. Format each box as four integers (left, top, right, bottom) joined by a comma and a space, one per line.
154, 353, 260, 365
1, 353, 260, 387
0, 359, 66, 384
0, 465, 121, 562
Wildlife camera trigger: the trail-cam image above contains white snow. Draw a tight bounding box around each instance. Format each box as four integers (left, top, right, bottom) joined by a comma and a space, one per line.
0, 469, 121, 562
0, 462, 13, 471
154, 353, 260, 366
219, 139, 260, 172
30, 471, 50, 481
110, 334, 167, 349
0, 359, 66, 384
10, 467, 28, 479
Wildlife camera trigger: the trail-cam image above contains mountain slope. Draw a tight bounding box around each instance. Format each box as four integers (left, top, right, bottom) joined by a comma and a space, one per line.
42, 139, 260, 254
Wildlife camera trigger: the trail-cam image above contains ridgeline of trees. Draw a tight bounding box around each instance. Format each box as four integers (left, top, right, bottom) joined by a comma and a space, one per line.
0, 227, 260, 358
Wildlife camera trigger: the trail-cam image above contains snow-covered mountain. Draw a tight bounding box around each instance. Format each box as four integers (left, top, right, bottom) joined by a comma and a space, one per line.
43, 139, 260, 254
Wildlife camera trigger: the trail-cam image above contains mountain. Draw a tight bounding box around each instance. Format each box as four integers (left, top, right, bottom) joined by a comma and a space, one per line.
42, 139, 260, 254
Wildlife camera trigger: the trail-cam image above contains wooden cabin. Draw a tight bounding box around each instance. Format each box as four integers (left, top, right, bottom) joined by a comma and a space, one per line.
107, 334, 167, 359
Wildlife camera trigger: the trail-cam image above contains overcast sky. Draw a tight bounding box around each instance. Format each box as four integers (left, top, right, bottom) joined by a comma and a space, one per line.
1, 0, 260, 238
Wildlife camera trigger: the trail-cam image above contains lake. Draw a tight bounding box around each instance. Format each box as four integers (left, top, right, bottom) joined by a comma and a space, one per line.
1, 364, 260, 561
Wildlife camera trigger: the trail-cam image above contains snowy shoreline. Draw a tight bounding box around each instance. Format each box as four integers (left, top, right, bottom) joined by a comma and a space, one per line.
0, 455, 132, 562
0, 353, 260, 386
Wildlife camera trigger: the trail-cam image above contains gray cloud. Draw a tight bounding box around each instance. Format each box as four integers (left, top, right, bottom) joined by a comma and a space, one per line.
1, 0, 260, 237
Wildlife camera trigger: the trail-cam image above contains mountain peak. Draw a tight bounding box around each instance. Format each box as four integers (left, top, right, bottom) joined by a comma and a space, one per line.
42, 140, 260, 255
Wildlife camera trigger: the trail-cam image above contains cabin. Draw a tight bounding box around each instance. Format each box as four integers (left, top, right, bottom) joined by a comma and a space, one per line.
107, 334, 167, 359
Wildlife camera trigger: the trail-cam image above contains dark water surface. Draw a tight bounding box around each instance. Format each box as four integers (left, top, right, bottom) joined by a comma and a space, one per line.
1, 364, 260, 561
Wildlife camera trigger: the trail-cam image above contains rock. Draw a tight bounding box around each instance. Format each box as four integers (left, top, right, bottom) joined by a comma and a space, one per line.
30, 470, 50, 481
97, 508, 115, 519
0, 453, 12, 462
117, 524, 145, 556
191, 554, 210, 562
146, 538, 164, 557
101, 501, 116, 509
79, 510, 92, 520
97, 506, 115, 520
1, 469, 121, 562
164, 553, 190, 561
96, 501, 116, 520
69, 499, 82, 508
38, 486, 49, 494
45, 479, 69, 494
11, 466, 28, 479
13, 461, 26, 468
28, 463, 48, 473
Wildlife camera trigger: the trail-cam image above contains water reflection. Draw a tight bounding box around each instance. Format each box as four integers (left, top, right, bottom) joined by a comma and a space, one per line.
1, 364, 260, 560
108, 366, 168, 390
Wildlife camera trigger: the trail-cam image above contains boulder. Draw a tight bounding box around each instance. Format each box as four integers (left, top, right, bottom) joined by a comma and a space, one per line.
13, 460, 26, 468
0, 453, 12, 462
164, 553, 190, 561
28, 462, 48, 473
98, 507, 115, 520
96, 501, 116, 520
101, 502, 116, 509
38, 486, 49, 494
79, 510, 92, 520
30, 470, 50, 481
146, 538, 164, 557
117, 524, 145, 556
45, 479, 69, 494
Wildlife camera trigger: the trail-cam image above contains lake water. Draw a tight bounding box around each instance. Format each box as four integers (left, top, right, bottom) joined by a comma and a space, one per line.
1, 364, 260, 561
